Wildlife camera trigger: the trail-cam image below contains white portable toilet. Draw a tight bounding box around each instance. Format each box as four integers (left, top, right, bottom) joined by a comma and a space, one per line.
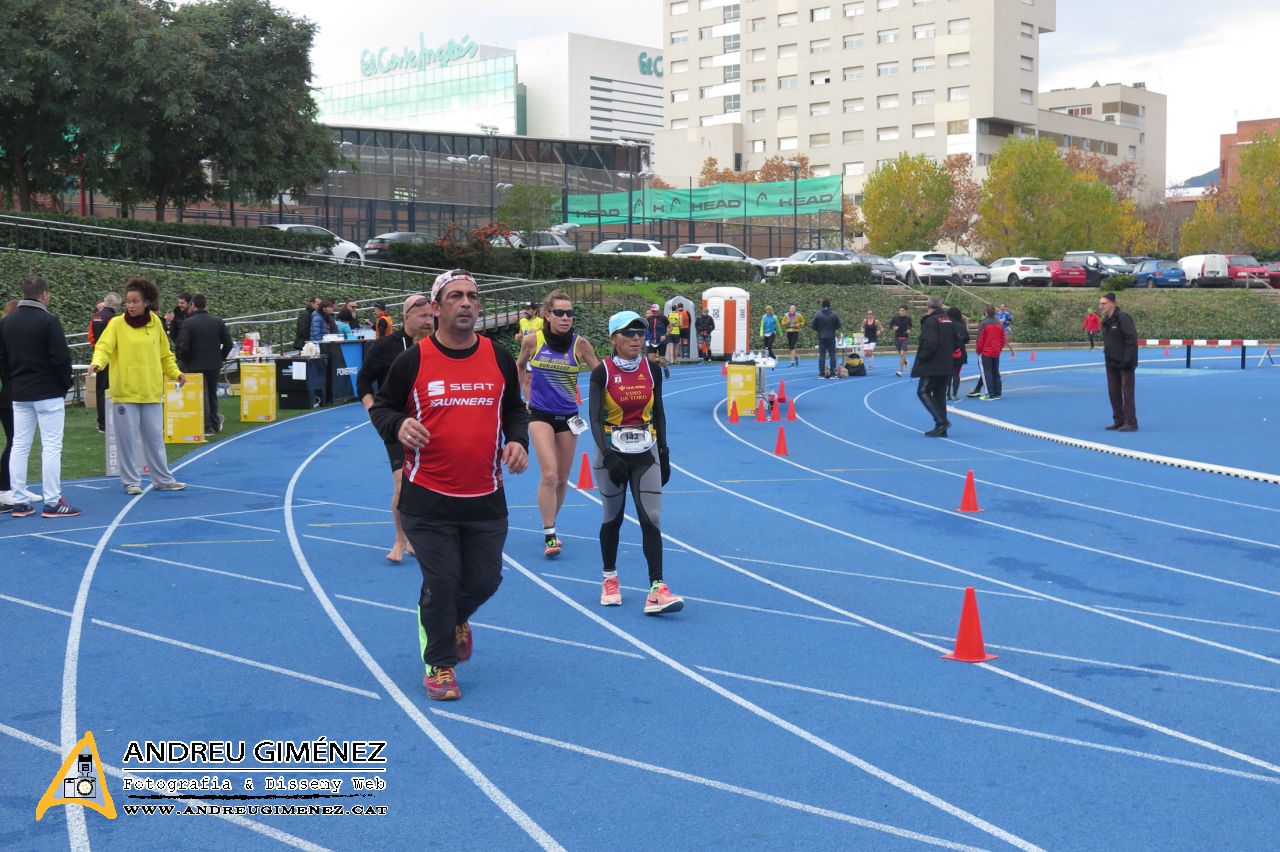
701, 286, 751, 358
663, 296, 697, 362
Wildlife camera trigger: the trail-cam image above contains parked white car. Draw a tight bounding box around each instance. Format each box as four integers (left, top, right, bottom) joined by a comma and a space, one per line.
261, 224, 364, 263
888, 251, 954, 285
988, 257, 1051, 286
589, 239, 667, 257
671, 242, 765, 278
948, 255, 992, 284
763, 249, 853, 277
491, 231, 576, 251
1177, 254, 1231, 287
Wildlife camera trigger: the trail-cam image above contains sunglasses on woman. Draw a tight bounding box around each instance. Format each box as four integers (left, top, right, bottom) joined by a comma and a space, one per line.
549, 308, 574, 318
617, 327, 645, 338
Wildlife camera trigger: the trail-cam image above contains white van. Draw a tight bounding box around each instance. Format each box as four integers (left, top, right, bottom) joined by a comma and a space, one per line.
1177, 254, 1230, 287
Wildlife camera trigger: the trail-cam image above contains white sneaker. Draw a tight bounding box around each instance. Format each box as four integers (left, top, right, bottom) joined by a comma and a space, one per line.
600, 575, 622, 606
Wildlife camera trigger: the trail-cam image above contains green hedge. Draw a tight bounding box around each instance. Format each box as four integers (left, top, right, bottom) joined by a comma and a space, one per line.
777, 264, 875, 286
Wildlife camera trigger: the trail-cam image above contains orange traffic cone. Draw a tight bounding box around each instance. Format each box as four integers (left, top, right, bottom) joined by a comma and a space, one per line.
721, 362, 728, 376
575, 452, 594, 490
755, 399, 767, 422
770, 398, 782, 421
958, 469, 982, 513
575, 385, 582, 405
1163, 346, 1169, 356
777, 380, 787, 402
785, 398, 797, 421
1029, 351, 1036, 361
728, 400, 740, 424
773, 425, 789, 456
942, 587, 997, 663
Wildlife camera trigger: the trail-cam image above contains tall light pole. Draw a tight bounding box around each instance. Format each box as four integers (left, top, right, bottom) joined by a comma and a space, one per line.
478, 124, 499, 221
784, 159, 801, 253
618, 139, 644, 237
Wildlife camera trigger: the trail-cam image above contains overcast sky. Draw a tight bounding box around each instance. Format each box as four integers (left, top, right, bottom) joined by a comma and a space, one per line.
263, 0, 1277, 186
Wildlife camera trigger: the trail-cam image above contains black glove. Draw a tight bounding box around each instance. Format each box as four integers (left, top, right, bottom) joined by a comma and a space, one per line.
659, 447, 670, 486
602, 451, 629, 486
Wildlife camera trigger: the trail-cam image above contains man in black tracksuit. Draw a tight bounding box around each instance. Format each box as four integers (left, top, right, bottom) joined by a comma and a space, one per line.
910, 296, 957, 437
1100, 291, 1139, 431
810, 299, 841, 379
294, 297, 319, 351
176, 294, 233, 434
695, 309, 715, 362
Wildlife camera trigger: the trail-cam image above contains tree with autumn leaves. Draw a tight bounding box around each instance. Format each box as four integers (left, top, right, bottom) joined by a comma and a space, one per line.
1180, 131, 1280, 256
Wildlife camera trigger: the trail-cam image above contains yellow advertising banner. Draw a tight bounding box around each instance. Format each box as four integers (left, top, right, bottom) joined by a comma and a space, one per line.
240, 362, 278, 422
164, 374, 206, 444
726, 362, 757, 419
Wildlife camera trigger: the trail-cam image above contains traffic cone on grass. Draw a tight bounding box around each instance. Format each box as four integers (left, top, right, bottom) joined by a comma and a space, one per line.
728, 400, 740, 424
942, 587, 997, 663
773, 426, 789, 456
575, 452, 594, 490
958, 470, 982, 513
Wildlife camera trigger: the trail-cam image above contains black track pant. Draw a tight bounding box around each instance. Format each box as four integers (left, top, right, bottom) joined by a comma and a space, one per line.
593, 446, 663, 584
0, 402, 12, 492
916, 375, 950, 427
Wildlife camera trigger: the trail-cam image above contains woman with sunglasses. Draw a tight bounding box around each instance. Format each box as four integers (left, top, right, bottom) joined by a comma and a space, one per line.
517, 290, 600, 557
588, 310, 682, 615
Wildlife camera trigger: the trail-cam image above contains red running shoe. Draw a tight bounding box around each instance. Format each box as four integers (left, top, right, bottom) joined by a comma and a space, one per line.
600, 575, 622, 606
455, 623, 473, 664
424, 666, 461, 701
643, 581, 684, 615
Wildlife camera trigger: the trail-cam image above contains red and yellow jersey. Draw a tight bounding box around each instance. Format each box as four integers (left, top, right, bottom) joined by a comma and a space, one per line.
601, 358, 657, 440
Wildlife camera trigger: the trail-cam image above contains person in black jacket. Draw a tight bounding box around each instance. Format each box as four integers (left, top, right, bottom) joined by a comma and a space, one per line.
176, 294, 233, 435
89, 293, 120, 433
294, 297, 319, 351
0, 277, 78, 517
810, 299, 841, 378
165, 293, 192, 342
946, 306, 969, 401
1099, 292, 1139, 432
695, 307, 715, 362
910, 296, 958, 437
0, 300, 16, 511
357, 293, 434, 563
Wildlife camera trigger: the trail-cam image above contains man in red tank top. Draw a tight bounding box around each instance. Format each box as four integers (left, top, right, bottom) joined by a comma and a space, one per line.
370, 270, 529, 701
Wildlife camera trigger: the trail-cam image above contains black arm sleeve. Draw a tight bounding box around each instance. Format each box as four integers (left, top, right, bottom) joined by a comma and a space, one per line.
369, 344, 420, 445
588, 363, 609, 456
50, 317, 73, 391
357, 336, 396, 400
651, 366, 668, 450
493, 345, 529, 450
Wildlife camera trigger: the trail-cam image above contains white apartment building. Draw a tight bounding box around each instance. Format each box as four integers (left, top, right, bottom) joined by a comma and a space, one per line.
655, 0, 1165, 201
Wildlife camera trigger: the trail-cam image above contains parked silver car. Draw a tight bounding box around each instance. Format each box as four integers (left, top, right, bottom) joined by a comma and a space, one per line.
948, 255, 992, 284
671, 242, 766, 278
764, 249, 853, 277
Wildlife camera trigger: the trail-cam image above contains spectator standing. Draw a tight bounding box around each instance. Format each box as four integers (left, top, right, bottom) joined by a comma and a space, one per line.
910, 296, 957, 437
677, 303, 692, 359
89, 293, 121, 433
1082, 309, 1101, 350
0, 277, 77, 517
695, 307, 715, 362
176, 294, 233, 435
309, 300, 336, 342
946, 306, 969, 401
165, 293, 192, 342
369, 270, 529, 701
967, 304, 1005, 400
889, 305, 913, 377
996, 304, 1015, 356
780, 304, 805, 368
1100, 292, 1139, 432
335, 308, 356, 337
294, 297, 319, 350
643, 304, 670, 379
666, 305, 682, 364
810, 299, 841, 379
89, 277, 187, 495
0, 300, 17, 512
373, 303, 394, 339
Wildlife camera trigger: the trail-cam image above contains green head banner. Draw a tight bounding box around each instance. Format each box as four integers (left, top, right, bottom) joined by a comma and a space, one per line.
565, 175, 844, 225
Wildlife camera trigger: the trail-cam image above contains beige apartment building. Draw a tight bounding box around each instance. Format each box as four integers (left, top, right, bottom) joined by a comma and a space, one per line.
655, 0, 1165, 202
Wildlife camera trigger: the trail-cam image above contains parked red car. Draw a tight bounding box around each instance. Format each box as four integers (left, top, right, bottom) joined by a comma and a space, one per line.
1261, 261, 1280, 288
1047, 260, 1088, 286
1227, 254, 1268, 284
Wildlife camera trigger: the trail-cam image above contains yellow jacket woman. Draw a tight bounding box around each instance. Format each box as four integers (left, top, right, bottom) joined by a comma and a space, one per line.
90, 311, 181, 402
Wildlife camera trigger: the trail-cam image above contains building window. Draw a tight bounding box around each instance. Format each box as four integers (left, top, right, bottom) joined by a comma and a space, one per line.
750, 108, 766, 123
913, 23, 935, 39
670, 0, 688, 13
699, 26, 715, 40
1020, 21, 1034, 38
811, 6, 832, 22
670, 59, 688, 73
947, 52, 970, 68
671, 30, 689, 45
1128, 145, 1137, 158
912, 89, 935, 105
750, 17, 766, 31
844, 33, 865, 49
750, 139, 766, 153
843, 65, 864, 81
723, 3, 740, 23
977, 152, 992, 166
749, 47, 766, 62
812, 164, 831, 177
913, 0, 933, 5
698, 85, 715, 98
1019, 89, 1033, 105
844, 1, 865, 16
751, 78, 767, 93
844, 161, 865, 175
810, 70, 832, 86
810, 132, 831, 147
671, 118, 689, 129
724, 34, 741, 52
877, 29, 900, 45
699, 55, 713, 68
671, 89, 689, 103
811, 38, 832, 54
843, 129, 864, 144
947, 119, 969, 135
810, 101, 832, 117
778, 75, 797, 90
877, 93, 899, 109
877, 126, 899, 142
779, 136, 798, 151
912, 123, 936, 138
1020, 55, 1034, 71
724, 94, 741, 112
779, 43, 798, 58
778, 105, 798, 118
877, 61, 899, 77
843, 97, 865, 113
778, 12, 797, 27
724, 64, 740, 82
948, 18, 970, 35
913, 56, 935, 72
878, 0, 899, 9
947, 85, 969, 102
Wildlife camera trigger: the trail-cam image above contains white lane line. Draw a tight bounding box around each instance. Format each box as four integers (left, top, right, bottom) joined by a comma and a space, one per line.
508, 555, 1042, 852
0, 505, 299, 541
662, 460, 1280, 776
509, 524, 689, 552
0, 721, 329, 852
67, 483, 107, 491
198, 516, 281, 533
696, 667, 1280, 786
1, 592, 73, 617
90, 620, 382, 700
432, 708, 987, 851
912, 633, 1280, 694
858, 373, 1280, 515
282, 423, 564, 852
543, 573, 864, 628
304, 533, 386, 552
333, 593, 646, 660
792, 388, 1280, 553
1093, 605, 1280, 636
729, 556, 1043, 601
183, 482, 289, 500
